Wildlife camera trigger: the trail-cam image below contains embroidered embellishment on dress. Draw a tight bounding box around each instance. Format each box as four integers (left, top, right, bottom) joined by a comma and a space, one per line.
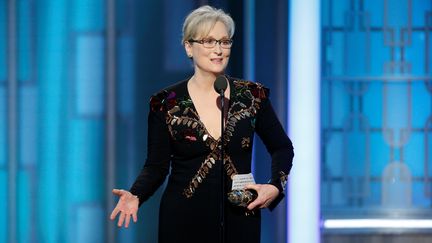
183, 152, 239, 198
150, 91, 177, 112
221, 80, 268, 144
183, 153, 217, 198
250, 117, 256, 129
279, 171, 288, 190
241, 137, 251, 149
174, 79, 269, 199
183, 129, 197, 141
164, 95, 206, 142
224, 156, 238, 179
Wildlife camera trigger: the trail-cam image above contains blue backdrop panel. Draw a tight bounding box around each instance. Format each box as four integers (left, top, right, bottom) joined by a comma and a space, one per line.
0, 0, 6, 82
1, 1, 290, 242
0, 170, 7, 243
74, 35, 105, 116
321, 0, 432, 223
36, 0, 69, 241
18, 0, 33, 83
0, 88, 5, 167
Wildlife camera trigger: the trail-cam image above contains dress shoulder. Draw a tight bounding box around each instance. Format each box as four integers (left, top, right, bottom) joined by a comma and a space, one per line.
149, 79, 188, 112
231, 78, 270, 101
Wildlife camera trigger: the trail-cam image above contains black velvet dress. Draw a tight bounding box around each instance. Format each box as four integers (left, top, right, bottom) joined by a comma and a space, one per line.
130, 76, 294, 243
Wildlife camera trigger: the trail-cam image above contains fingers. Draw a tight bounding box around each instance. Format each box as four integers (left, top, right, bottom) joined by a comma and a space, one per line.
112, 189, 125, 196
245, 184, 276, 210
259, 199, 272, 209
244, 184, 261, 210
111, 207, 138, 227
247, 200, 260, 210
114, 211, 138, 228
244, 184, 259, 191
118, 211, 126, 227
133, 212, 138, 223
247, 196, 268, 210
248, 197, 271, 210
125, 214, 131, 228
110, 207, 120, 220
110, 189, 139, 228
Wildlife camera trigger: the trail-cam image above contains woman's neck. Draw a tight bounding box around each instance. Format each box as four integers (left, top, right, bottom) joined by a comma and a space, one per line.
191, 72, 223, 91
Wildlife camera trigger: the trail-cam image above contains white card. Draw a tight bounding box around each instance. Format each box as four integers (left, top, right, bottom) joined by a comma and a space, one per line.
231, 173, 256, 190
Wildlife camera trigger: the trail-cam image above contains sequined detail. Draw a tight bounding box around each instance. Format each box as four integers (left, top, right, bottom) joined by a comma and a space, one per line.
233, 80, 268, 100
166, 115, 203, 141
182, 80, 268, 198
150, 90, 177, 112
224, 155, 238, 179
241, 137, 251, 149
183, 151, 238, 198
279, 171, 288, 190
221, 80, 268, 145
153, 79, 269, 199
250, 117, 256, 129
183, 152, 217, 198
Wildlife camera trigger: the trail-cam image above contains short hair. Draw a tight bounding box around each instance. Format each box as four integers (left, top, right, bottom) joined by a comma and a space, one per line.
182, 5, 235, 44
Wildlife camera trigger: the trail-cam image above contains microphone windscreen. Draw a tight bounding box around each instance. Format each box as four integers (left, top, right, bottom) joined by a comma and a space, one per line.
213, 75, 228, 93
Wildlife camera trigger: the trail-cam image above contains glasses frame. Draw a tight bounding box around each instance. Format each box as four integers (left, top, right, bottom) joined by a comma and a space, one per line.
188, 38, 233, 49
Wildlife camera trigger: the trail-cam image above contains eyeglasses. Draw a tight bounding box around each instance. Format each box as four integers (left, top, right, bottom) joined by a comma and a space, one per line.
188, 38, 233, 49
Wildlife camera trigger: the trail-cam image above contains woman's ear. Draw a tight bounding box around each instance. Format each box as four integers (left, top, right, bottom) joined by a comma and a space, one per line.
184, 42, 193, 58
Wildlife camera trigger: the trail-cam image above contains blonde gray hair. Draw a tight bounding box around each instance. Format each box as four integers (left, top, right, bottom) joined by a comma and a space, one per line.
182, 5, 235, 44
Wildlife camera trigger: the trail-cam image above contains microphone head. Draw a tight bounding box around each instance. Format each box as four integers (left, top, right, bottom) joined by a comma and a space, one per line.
214, 75, 228, 93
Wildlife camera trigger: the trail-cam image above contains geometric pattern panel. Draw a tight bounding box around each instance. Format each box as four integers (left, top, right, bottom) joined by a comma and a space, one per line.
322, 0, 432, 217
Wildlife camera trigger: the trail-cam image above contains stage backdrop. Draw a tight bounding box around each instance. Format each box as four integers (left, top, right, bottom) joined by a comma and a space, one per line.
0, 1, 289, 243
321, 0, 432, 233
3, 0, 431, 243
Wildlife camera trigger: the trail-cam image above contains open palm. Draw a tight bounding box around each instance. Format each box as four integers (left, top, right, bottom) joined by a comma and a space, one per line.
110, 189, 139, 228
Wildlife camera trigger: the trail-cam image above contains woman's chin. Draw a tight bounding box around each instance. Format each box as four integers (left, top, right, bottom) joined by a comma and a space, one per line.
209, 66, 227, 75
196, 65, 227, 76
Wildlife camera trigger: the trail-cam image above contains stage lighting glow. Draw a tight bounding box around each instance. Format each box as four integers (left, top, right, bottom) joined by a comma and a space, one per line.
288, 0, 320, 243
323, 219, 432, 229
244, 0, 256, 173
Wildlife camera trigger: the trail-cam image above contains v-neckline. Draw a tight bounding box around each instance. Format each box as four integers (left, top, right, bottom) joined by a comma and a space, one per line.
185, 76, 233, 142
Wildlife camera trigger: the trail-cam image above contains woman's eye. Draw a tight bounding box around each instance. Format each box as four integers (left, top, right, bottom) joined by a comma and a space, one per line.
221, 40, 231, 45
204, 39, 215, 44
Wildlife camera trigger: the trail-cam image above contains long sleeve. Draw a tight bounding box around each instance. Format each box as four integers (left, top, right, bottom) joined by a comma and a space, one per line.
129, 96, 172, 206
255, 90, 294, 210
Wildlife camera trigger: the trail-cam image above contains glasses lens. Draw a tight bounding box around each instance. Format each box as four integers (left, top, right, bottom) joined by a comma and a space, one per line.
199, 38, 232, 48
220, 39, 232, 48
203, 39, 217, 48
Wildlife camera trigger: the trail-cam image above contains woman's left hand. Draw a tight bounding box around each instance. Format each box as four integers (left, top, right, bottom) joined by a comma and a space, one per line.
244, 184, 279, 210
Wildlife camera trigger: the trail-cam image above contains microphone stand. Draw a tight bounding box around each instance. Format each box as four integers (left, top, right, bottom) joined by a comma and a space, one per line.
219, 89, 226, 243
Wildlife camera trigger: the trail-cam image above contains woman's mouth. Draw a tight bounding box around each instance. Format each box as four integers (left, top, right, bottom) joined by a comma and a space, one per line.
210, 58, 223, 64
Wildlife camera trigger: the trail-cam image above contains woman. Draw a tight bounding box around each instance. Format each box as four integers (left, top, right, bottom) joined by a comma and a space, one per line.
110, 5, 293, 243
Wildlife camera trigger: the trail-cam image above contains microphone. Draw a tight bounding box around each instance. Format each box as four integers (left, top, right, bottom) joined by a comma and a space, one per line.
215, 74, 228, 243
214, 75, 228, 93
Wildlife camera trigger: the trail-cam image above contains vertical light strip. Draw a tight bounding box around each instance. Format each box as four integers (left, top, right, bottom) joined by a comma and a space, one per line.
7, 1, 17, 243
244, 0, 256, 172
244, 0, 255, 81
288, 0, 320, 243
323, 219, 432, 229
106, 0, 116, 242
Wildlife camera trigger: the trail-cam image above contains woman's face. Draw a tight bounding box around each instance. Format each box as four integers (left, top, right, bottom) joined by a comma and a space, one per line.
185, 21, 231, 77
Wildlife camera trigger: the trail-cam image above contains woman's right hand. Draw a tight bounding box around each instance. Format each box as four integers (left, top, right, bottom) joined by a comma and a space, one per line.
110, 189, 139, 228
